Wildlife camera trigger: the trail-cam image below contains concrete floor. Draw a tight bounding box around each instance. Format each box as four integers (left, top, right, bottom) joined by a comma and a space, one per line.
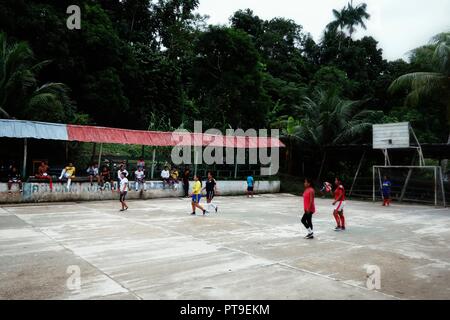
0, 194, 449, 300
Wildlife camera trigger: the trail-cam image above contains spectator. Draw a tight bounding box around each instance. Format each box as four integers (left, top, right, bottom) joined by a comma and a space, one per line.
86, 163, 100, 186
161, 166, 170, 186
246, 174, 254, 198
182, 166, 190, 197
137, 157, 145, 171
7, 164, 22, 193
36, 161, 53, 191
100, 165, 113, 190
134, 167, 145, 191
170, 167, 179, 189
59, 162, 76, 190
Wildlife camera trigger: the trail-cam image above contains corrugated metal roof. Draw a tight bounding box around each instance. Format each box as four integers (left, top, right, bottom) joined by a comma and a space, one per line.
0, 119, 68, 140
0, 119, 285, 148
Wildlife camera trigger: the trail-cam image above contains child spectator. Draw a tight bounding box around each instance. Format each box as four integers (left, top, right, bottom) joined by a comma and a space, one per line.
134, 167, 145, 191
86, 163, 100, 186
8, 164, 22, 193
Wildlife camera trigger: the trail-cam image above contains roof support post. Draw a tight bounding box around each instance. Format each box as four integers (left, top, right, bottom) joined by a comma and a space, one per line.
97, 143, 103, 167
23, 138, 28, 178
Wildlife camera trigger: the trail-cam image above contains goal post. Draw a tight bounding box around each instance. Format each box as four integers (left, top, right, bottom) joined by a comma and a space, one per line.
372, 165, 446, 207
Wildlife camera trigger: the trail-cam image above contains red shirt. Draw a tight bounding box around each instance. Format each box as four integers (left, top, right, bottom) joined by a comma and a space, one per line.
334, 185, 346, 201
303, 187, 316, 213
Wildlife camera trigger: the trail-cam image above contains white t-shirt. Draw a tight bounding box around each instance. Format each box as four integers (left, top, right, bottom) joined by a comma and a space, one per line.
135, 170, 145, 180
161, 170, 170, 179
118, 169, 129, 179
87, 167, 99, 175
120, 177, 129, 192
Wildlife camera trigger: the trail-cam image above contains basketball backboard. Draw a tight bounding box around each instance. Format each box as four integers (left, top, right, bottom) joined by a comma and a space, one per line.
372, 122, 410, 149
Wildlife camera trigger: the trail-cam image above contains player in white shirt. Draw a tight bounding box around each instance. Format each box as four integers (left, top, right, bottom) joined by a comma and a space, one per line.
134, 168, 145, 191
119, 173, 129, 212
161, 166, 170, 186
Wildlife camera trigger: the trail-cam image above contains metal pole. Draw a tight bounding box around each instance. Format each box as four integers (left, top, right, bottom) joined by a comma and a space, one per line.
97, 143, 103, 166
234, 150, 238, 179
151, 148, 156, 179
399, 169, 413, 202
349, 151, 365, 196
439, 167, 446, 207
372, 166, 375, 202
23, 138, 28, 177
435, 166, 438, 207
377, 167, 384, 201
194, 149, 198, 177
317, 151, 327, 181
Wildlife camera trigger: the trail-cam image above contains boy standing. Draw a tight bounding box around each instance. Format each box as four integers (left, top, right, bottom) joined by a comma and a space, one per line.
119, 173, 129, 212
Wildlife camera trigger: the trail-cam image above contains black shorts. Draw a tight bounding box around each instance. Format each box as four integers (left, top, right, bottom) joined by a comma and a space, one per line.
120, 192, 127, 201
247, 186, 254, 192
206, 190, 215, 200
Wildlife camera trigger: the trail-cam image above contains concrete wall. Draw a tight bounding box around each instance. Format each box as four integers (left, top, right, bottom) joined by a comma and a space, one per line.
0, 180, 280, 204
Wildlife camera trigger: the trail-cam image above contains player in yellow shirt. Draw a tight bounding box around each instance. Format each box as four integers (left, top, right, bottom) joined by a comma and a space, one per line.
59, 162, 76, 190
191, 175, 206, 215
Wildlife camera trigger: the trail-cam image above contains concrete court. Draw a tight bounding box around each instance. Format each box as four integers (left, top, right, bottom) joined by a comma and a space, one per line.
0, 194, 449, 300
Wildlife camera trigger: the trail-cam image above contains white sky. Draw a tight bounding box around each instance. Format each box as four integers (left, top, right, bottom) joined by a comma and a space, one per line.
196, 0, 450, 61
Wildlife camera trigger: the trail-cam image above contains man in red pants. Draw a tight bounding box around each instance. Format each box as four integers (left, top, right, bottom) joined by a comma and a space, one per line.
332, 177, 346, 231
36, 161, 53, 191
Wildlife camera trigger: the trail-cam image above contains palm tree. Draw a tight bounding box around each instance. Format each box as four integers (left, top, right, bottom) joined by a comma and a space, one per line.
327, 1, 370, 39
0, 32, 72, 121
389, 32, 450, 127
390, 32, 450, 171
275, 90, 380, 176
281, 90, 379, 148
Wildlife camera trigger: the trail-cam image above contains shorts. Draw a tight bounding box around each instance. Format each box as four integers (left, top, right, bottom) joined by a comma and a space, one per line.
247, 186, 254, 192
192, 194, 202, 203
206, 190, 215, 200
334, 200, 346, 212
120, 192, 127, 202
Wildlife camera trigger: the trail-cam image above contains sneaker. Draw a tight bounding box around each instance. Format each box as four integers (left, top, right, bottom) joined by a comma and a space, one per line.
215, 206, 218, 213
120, 209, 125, 212
191, 212, 196, 215
306, 233, 314, 239
334, 226, 342, 231
341, 226, 346, 231
203, 210, 206, 215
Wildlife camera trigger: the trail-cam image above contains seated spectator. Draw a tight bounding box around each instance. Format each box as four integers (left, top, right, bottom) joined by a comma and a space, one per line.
134, 167, 145, 191
170, 167, 179, 189
100, 165, 113, 190
59, 162, 76, 190
161, 166, 170, 186
36, 161, 53, 191
7, 164, 22, 193
137, 157, 145, 171
86, 163, 100, 186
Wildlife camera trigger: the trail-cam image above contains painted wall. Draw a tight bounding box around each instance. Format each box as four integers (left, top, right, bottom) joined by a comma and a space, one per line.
0, 180, 280, 204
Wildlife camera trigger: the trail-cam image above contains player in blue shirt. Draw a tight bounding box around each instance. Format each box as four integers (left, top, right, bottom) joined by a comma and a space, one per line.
382, 176, 392, 206
247, 175, 254, 198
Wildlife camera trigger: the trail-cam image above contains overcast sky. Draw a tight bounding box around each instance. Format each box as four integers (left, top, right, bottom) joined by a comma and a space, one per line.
196, 0, 450, 61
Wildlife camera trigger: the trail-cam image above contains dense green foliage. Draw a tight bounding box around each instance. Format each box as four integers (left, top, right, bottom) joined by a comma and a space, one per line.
0, 0, 448, 146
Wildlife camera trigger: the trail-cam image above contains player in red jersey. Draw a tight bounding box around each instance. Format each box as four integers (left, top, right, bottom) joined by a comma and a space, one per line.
301, 177, 316, 239
332, 177, 346, 231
